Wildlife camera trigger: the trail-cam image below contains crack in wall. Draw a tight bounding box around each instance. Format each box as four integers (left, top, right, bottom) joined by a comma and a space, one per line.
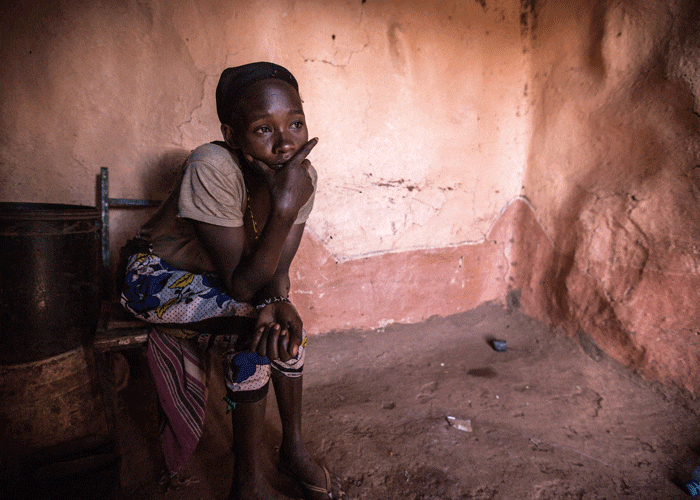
300, 35, 369, 69
174, 70, 209, 146
519, 0, 537, 39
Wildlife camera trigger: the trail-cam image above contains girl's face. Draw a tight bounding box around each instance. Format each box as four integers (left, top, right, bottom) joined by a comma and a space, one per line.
224, 79, 308, 171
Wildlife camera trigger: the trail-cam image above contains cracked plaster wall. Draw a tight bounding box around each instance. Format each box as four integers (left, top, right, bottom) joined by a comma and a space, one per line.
0, 0, 528, 261
0, 0, 528, 330
2, 0, 699, 394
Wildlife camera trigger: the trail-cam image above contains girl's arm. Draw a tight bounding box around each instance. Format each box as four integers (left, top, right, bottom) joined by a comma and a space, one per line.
255, 221, 305, 300
249, 222, 306, 360
193, 211, 297, 303
194, 219, 307, 360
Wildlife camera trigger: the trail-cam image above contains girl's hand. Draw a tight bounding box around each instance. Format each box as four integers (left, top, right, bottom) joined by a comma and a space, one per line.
250, 300, 303, 362
245, 138, 318, 218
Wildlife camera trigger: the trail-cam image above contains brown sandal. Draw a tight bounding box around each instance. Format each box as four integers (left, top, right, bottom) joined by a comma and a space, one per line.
280, 463, 345, 500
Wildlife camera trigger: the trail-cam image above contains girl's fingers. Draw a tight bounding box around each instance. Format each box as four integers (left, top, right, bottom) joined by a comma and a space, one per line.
250, 325, 265, 353
278, 330, 291, 362
288, 138, 318, 167
267, 324, 282, 361
256, 326, 267, 357
288, 341, 299, 358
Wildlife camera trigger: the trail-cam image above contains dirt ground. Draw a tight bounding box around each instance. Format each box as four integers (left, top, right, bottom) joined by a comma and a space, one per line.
115, 302, 700, 500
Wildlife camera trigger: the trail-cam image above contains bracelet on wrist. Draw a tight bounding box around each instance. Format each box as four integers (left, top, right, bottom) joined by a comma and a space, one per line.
255, 295, 291, 310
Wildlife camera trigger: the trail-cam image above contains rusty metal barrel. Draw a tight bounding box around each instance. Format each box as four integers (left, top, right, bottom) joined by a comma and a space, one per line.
0, 202, 118, 499
0, 202, 102, 363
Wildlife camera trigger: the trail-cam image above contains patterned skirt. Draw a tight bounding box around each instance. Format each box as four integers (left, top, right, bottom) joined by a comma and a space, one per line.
120, 251, 306, 471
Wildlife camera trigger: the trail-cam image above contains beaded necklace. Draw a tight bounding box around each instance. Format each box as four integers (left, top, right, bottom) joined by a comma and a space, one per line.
246, 192, 259, 240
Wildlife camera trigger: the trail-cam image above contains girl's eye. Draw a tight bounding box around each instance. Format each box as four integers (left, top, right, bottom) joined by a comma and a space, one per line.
291, 121, 304, 130
255, 126, 271, 134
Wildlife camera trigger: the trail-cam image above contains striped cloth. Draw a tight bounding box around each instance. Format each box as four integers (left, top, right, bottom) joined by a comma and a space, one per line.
146, 328, 207, 472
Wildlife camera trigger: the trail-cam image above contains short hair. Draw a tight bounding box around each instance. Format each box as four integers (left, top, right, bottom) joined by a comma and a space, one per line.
216, 62, 299, 126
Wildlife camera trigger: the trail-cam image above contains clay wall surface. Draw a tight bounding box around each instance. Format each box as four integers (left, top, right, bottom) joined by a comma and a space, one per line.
0, 0, 528, 328
0, 0, 527, 257
520, 0, 700, 393
1, 0, 699, 394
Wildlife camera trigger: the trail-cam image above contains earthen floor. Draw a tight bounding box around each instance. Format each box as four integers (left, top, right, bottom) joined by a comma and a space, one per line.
116, 303, 700, 500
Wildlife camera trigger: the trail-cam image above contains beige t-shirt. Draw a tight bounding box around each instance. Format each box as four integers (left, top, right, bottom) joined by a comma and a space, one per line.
139, 142, 317, 274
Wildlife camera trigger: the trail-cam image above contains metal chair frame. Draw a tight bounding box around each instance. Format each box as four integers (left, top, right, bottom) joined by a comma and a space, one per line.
98, 167, 161, 283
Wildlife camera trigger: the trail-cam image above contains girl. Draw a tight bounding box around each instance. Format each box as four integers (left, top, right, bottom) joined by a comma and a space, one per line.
121, 62, 343, 500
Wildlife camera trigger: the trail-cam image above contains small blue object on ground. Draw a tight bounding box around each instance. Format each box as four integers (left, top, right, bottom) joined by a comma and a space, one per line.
492, 340, 507, 352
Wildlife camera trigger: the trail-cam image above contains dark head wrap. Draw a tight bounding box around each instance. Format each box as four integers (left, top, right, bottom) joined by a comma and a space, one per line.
216, 62, 299, 126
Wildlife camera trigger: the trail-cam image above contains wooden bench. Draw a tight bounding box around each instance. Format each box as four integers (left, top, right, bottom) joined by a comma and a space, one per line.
94, 305, 151, 352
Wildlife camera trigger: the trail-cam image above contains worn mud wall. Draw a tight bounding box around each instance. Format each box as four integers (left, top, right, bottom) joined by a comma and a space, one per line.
0, 0, 528, 329
2, 0, 698, 394
515, 0, 700, 394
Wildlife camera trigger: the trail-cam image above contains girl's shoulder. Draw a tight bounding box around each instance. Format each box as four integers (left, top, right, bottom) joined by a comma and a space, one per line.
188, 142, 242, 173
182, 143, 246, 199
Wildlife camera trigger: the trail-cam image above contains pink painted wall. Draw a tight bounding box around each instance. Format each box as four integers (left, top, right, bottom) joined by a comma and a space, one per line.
2, 0, 699, 393
0, 0, 528, 324
0, 0, 527, 251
